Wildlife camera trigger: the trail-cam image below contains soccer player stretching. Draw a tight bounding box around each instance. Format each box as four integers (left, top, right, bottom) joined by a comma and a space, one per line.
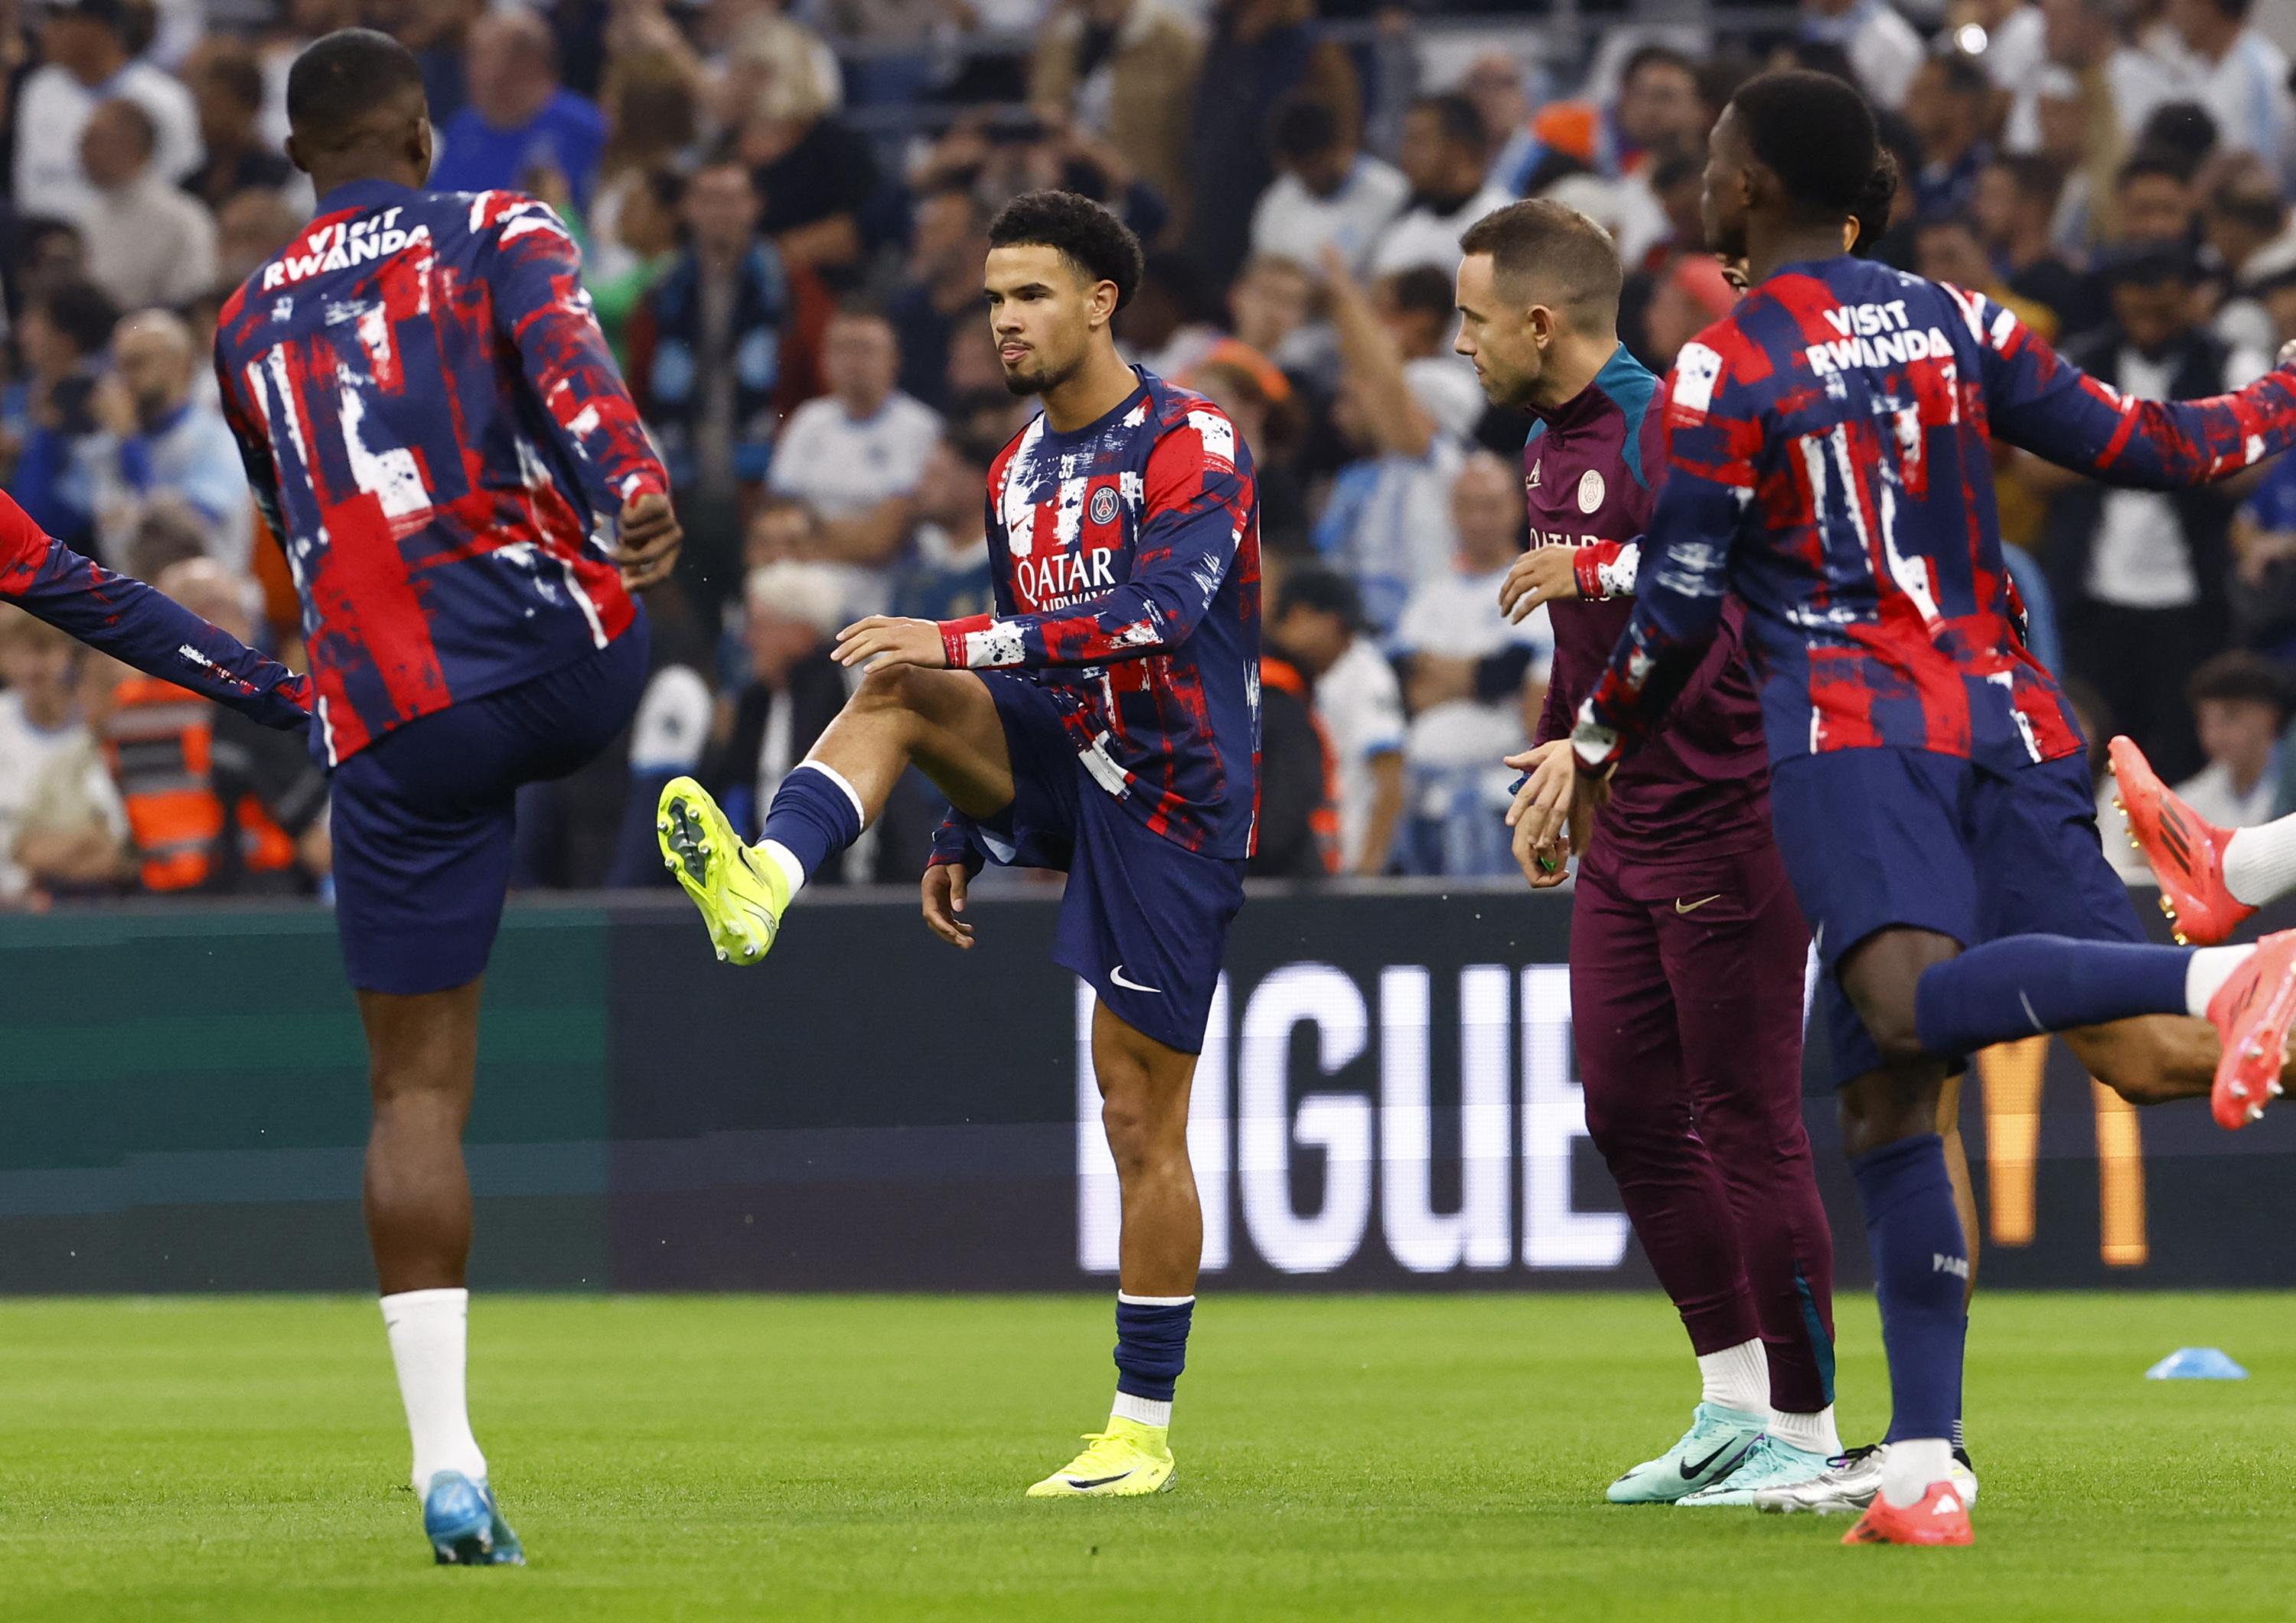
1451, 200, 1843, 1507
1557, 71, 2296, 1546
214, 32, 680, 1563
657, 191, 1259, 1498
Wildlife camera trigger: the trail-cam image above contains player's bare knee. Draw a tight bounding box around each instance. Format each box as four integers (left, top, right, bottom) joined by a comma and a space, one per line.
1836, 1065, 1941, 1158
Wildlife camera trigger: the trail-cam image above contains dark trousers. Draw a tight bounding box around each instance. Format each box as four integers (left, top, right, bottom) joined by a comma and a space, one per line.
2063, 598, 2223, 786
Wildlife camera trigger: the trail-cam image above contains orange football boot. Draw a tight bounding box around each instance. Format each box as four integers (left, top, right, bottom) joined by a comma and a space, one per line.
1841, 1479, 1974, 1546
2108, 735, 2252, 946
2205, 930, 2296, 1131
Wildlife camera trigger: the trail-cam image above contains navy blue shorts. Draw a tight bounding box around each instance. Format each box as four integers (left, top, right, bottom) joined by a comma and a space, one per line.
962, 672, 1244, 1054
331, 620, 649, 994
1769, 746, 2144, 1086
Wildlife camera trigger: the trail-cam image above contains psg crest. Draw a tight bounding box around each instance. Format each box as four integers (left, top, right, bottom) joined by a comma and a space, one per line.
1090, 485, 1120, 525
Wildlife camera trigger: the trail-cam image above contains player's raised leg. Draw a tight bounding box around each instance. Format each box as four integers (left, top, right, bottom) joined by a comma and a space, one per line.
1028, 1001, 1201, 1497
658, 664, 1016, 960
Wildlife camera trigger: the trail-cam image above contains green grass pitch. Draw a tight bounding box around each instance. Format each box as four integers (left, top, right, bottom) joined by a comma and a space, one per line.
3, 1292, 2291, 1621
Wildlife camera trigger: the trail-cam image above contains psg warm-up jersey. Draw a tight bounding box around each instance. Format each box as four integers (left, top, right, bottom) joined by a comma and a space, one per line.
1584, 255, 2296, 772
215, 180, 666, 766
936, 369, 1263, 858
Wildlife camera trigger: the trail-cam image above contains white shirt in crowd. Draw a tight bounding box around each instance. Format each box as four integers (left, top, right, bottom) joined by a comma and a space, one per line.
1971, 4, 2047, 93
1314, 635, 1405, 872
1368, 181, 1517, 279
1250, 156, 1411, 274
93, 401, 255, 573
1323, 358, 1484, 635
1825, 0, 1926, 109
1393, 565, 1555, 774
2175, 750, 2281, 833
13, 60, 202, 221
78, 172, 220, 312
2087, 343, 2269, 609
2179, 26, 2296, 170
768, 392, 943, 521
0, 691, 124, 903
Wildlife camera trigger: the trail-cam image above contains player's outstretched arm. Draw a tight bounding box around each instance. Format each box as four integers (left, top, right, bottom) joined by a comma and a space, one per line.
1971, 289, 2296, 489
1501, 539, 1639, 622
0, 492, 310, 730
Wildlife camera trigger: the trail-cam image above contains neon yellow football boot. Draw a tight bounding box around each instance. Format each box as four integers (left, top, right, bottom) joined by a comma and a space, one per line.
656, 776, 788, 964
1024, 1417, 1176, 1498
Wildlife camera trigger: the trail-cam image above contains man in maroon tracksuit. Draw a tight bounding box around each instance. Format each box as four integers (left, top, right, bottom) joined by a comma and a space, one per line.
1454, 199, 1839, 1504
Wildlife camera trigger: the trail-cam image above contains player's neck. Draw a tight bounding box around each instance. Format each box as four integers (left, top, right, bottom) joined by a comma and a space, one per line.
307, 160, 426, 201
1526, 329, 1614, 414
1745, 223, 1851, 288
1039, 344, 1140, 434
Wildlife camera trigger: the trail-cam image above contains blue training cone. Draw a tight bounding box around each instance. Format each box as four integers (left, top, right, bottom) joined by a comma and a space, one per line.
2144, 1347, 2248, 1380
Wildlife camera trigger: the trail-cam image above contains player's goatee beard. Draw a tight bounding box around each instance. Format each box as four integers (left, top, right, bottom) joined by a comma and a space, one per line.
1004, 351, 1080, 398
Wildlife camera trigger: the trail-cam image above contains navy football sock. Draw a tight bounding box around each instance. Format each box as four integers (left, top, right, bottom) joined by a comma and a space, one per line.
1913, 936, 2191, 1058
1111, 1293, 1194, 1425
757, 763, 864, 887
1854, 1135, 1965, 1449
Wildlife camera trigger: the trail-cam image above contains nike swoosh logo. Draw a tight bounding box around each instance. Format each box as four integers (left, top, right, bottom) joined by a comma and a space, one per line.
1680, 1440, 1743, 1480
1675, 894, 1724, 914
1065, 1471, 1134, 1490
1109, 965, 1163, 994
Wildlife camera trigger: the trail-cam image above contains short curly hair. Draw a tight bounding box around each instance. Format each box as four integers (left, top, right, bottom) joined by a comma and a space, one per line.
987, 190, 1144, 311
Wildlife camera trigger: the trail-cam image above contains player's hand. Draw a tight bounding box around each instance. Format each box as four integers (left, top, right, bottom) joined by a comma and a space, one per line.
921, 861, 974, 949
1500, 546, 1579, 622
835, 616, 950, 674
615, 491, 683, 590
1502, 741, 1575, 885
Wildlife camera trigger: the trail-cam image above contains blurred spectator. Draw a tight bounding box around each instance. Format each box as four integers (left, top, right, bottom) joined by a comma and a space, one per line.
1029, 0, 1202, 234
10, 278, 121, 552
1267, 564, 1403, 876
2037, 244, 2269, 782
1368, 94, 1513, 279
1392, 452, 1552, 877
707, 559, 853, 853
2230, 396, 2296, 658
1186, 338, 1309, 553
1906, 52, 1996, 217
726, 15, 880, 273
605, 656, 714, 890
0, 607, 125, 906
2137, 100, 2223, 177
2174, 650, 2288, 827
2113, 147, 2200, 243
1182, 0, 1359, 292
6, 217, 92, 329
2202, 158, 2296, 354
766, 302, 943, 617
626, 162, 807, 614
1492, 43, 1707, 193
89, 309, 251, 572
1250, 93, 1407, 275
1973, 153, 2104, 336
1954, 0, 2049, 93
1800, 0, 1925, 109
15, 0, 201, 220
589, 167, 684, 363
887, 416, 1000, 625
429, 9, 607, 214
1311, 253, 1482, 634
214, 187, 305, 291
1225, 252, 1324, 383
400, 0, 484, 126
1118, 252, 1224, 378
181, 39, 298, 211
2010, 0, 2181, 170
73, 98, 217, 311
1251, 635, 1340, 879
1636, 252, 1737, 374
2163, 0, 2294, 167
586, 48, 702, 289
117, 558, 327, 896
888, 180, 992, 411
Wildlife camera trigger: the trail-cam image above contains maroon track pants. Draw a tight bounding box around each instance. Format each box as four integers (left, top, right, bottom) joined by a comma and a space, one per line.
1569, 836, 1836, 1415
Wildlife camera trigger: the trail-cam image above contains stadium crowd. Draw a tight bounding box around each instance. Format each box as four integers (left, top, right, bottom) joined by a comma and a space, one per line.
1, 0, 2294, 906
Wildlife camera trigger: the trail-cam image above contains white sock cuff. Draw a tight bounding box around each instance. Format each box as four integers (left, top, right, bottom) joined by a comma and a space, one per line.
1880, 1436, 1954, 1507
1766, 1403, 1841, 1458
794, 759, 869, 828
2223, 819, 2296, 907
2184, 945, 2251, 1017
380, 1287, 467, 1324
1111, 1392, 1173, 1428
1695, 1337, 1769, 1416
758, 838, 809, 897
1117, 1292, 1195, 1308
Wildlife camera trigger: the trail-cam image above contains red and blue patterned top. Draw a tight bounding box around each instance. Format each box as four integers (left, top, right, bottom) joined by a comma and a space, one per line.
934, 370, 1263, 859
1581, 255, 2296, 776
215, 179, 664, 766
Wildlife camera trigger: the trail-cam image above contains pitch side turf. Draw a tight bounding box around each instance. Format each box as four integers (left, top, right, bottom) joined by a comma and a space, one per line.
2, 1292, 2288, 1621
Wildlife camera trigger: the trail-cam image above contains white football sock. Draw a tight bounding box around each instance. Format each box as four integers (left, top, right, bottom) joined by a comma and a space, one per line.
1696, 1337, 1769, 1416
1880, 1437, 1953, 1508
2184, 945, 2254, 1017
2223, 818, 2296, 906
1110, 1392, 1172, 1429
380, 1288, 487, 1496
1766, 1403, 1841, 1457
757, 839, 808, 898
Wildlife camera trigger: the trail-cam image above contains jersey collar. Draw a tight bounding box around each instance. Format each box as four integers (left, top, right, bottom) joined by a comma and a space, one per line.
314, 177, 422, 217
